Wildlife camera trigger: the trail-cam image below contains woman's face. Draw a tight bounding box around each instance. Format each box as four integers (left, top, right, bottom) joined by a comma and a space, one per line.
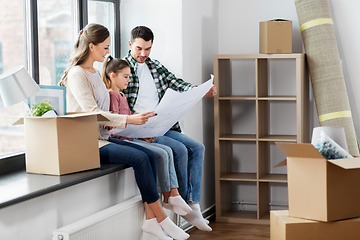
113, 67, 131, 90
90, 36, 110, 62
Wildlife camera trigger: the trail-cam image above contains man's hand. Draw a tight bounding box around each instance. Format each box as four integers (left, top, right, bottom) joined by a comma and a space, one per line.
204, 84, 217, 97
126, 111, 156, 125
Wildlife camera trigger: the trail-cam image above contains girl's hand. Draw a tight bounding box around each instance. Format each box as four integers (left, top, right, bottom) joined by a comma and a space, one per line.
140, 137, 157, 143
126, 111, 156, 125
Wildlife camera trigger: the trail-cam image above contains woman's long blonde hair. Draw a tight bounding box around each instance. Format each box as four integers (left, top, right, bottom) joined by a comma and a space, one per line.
59, 23, 109, 86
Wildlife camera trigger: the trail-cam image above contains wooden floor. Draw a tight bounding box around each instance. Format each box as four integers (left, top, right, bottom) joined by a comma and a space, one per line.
187, 221, 270, 240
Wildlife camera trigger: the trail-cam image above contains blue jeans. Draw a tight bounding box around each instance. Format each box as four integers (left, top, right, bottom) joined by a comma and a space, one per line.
99, 137, 159, 204
154, 130, 205, 203
132, 139, 179, 193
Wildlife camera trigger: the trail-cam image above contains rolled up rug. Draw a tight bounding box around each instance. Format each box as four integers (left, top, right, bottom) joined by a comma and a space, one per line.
295, 0, 359, 156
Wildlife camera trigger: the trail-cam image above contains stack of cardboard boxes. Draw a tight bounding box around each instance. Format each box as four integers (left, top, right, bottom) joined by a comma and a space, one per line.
272, 142, 360, 240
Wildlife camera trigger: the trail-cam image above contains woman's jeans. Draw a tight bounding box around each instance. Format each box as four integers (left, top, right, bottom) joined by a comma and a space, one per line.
99, 137, 159, 204
154, 130, 205, 203
132, 139, 179, 193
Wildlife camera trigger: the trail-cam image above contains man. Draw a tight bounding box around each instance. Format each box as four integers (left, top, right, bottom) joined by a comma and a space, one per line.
123, 26, 217, 232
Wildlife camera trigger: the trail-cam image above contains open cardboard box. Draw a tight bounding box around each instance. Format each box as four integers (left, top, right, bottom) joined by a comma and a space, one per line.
276, 142, 360, 222
271, 210, 360, 240
13, 112, 109, 176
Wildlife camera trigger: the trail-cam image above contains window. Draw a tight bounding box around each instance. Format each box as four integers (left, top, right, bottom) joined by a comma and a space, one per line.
0, 0, 120, 158
0, 0, 27, 157
0, 42, 3, 74
88, 0, 120, 58
38, 0, 73, 85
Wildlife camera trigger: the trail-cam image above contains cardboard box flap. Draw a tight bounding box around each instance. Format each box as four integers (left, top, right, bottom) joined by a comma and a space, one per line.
63, 112, 110, 121
328, 158, 360, 169
274, 159, 287, 167
12, 112, 109, 125
276, 142, 324, 159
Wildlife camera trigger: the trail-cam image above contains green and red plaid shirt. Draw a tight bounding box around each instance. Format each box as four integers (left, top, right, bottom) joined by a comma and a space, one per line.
123, 51, 196, 132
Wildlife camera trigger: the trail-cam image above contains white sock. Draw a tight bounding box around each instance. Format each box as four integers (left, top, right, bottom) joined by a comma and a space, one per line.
190, 203, 209, 224
159, 217, 190, 240
168, 196, 192, 215
163, 202, 187, 216
183, 203, 212, 232
142, 218, 173, 240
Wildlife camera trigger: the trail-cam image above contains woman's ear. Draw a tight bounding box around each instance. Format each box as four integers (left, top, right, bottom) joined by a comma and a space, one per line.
89, 43, 94, 51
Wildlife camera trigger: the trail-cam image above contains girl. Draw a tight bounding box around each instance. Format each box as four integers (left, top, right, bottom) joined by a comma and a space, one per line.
101, 55, 192, 216
59, 23, 189, 240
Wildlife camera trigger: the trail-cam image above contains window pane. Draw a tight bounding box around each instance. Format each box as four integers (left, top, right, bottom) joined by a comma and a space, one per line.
38, 0, 73, 86
0, 0, 26, 156
88, 0, 115, 56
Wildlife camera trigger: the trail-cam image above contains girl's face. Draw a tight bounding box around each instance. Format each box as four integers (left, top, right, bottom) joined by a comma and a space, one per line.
112, 67, 131, 90
89, 36, 110, 62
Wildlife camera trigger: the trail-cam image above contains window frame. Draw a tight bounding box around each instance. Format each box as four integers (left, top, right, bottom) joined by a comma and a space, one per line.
0, 0, 120, 161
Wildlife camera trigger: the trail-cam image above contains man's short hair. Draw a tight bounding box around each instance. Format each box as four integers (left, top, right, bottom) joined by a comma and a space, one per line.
130, 26, 154, 43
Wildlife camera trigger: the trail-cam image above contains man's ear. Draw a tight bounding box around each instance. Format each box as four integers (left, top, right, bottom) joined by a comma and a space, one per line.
128, 40, 132, 48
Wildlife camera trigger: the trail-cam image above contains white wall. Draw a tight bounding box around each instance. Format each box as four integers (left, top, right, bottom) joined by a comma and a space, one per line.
181, 0, 219, 211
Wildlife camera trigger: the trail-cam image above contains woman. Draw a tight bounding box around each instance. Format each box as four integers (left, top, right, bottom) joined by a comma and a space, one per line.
59, 23, 189, 240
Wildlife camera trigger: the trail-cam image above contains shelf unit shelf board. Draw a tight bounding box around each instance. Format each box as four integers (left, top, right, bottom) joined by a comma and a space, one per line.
259, 174, 288, 182
219, 134, 257, 141
219, 172, 257, 181
257, 135, 297, 142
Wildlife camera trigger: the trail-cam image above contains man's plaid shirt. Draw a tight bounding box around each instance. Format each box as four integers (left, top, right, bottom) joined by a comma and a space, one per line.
123, 51, 196, 132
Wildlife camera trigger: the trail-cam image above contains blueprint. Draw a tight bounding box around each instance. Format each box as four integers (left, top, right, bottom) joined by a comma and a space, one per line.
110, 75, 214, 138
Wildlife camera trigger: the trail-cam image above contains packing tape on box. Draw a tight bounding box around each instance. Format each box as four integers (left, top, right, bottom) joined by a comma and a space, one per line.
300, 18, 333, 32
318, 110, 352, 123
295, 0, 360, 156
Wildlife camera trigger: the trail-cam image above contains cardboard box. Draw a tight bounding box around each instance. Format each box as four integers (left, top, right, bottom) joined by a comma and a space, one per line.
259, 19, 292, 54
276, 142, 360, 222
13, 112, 108, 175
271, 210, 360, 240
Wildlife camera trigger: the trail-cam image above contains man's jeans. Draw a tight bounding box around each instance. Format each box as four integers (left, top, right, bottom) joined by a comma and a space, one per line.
154, 130, 205, 203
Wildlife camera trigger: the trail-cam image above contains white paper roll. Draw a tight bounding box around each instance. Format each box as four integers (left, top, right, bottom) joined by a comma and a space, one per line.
311, 126, 348, 151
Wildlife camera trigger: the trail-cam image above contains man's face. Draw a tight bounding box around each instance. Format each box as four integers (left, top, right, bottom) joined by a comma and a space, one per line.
128, 38, 152, 63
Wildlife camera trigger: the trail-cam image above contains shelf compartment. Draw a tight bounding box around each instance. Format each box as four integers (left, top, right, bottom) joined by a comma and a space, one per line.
218, 141, 257, 177
257, 58, 297, 98
257, 100, 297, 138
268, 182, 288, 211
258, 142, 288, 180
220, 172, 257, 181
218, 100, 256, 136
215, 58, 256, 97
218, 210, 258, 221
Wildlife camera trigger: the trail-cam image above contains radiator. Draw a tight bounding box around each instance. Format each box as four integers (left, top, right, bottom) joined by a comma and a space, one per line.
52, 195, 157, 240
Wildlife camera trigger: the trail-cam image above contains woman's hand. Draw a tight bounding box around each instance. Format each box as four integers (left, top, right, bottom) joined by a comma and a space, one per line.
126, 111, 156, 125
